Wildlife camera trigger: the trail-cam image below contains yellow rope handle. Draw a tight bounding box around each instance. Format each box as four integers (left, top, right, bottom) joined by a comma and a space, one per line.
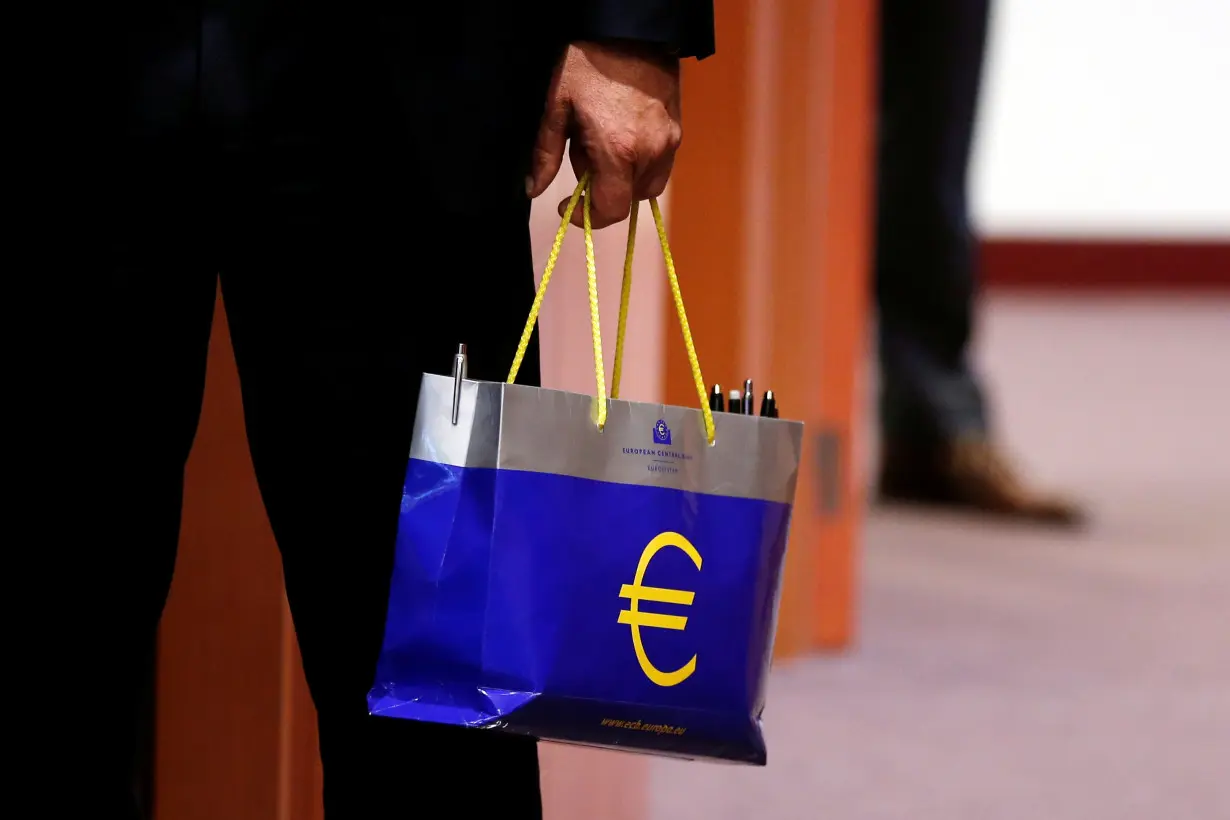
508, 175, 716, 445
609, 200, 638, 400
582, 176, 608, 429
506, 177, 586, 385
650, 198, 715, 445
507, 173, 608, 429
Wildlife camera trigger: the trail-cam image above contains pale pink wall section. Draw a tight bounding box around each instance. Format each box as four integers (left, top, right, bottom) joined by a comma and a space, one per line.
529, 167, 666, 819
530, 169, 667, 403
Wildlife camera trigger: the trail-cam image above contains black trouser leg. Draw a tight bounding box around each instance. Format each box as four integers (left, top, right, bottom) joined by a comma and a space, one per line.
31, 146, 218, 818
218, 151, 543, 817
874, 0, 991, 444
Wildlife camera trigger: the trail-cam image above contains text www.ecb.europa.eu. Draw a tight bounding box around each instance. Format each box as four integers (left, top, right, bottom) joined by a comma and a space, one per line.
600, 718, 687, 736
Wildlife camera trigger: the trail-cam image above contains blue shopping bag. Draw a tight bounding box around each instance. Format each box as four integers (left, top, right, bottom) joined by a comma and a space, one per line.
368, 182, 803, 764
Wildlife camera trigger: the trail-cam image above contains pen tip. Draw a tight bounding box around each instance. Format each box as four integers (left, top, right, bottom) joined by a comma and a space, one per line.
456, 343, 467, 355
765, 390, 774, 400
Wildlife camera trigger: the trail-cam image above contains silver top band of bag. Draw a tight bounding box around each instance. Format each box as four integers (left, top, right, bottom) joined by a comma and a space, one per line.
410, 373, 803, 506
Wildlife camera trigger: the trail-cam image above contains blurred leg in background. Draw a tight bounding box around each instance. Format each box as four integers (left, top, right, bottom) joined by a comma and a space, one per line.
873, 0, 1083, 525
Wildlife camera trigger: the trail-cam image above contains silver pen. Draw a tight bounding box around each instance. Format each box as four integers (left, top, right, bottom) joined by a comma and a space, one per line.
451, 343, 468, 425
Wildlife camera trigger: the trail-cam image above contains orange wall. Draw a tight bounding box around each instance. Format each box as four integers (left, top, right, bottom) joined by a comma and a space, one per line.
156, 298, 323, 820
668, 0, 876, 655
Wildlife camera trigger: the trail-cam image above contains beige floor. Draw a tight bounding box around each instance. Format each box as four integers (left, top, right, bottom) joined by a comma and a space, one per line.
649, 295, 1230, 820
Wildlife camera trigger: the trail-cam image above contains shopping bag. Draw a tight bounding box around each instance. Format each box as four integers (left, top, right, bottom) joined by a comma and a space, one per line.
368, 177, 804, 764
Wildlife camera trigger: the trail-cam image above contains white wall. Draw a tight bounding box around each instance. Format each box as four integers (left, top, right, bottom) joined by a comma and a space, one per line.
971, 0, 1230, 239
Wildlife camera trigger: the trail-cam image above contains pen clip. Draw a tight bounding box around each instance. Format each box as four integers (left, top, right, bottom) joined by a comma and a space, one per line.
451, 343, 468, 426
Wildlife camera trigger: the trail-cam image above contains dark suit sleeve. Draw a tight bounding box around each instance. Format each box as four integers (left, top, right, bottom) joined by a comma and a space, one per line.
571, 0, 715, 59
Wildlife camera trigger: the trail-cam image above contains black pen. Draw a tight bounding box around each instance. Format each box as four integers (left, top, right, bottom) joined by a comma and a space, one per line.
742, 379, 754, 415
760, 390, 778, 419
727, 389, 743, 414
709, 384, 725, 413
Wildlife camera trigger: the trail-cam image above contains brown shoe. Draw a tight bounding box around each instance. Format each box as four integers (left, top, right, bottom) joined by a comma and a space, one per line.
878, 435, 1086, 527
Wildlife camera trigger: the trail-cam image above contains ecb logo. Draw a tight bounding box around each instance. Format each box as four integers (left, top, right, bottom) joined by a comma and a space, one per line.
617, 531, 701, 687
652, 419, 672, 446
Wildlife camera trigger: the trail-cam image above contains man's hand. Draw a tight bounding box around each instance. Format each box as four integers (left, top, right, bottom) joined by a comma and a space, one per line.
527, 42, 682, 229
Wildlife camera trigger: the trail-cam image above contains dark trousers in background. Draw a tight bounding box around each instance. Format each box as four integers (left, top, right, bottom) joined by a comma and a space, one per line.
875, 0, 992, 444
27, 13, 555, 817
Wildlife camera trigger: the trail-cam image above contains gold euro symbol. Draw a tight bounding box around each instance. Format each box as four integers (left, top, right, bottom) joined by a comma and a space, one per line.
618, 531, 702, 687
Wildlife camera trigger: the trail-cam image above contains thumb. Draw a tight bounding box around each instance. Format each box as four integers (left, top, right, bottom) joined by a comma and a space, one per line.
527, 98, 568, 199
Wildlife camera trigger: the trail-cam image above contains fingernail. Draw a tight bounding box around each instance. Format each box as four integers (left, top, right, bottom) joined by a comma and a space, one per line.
525, 176, 535, 196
